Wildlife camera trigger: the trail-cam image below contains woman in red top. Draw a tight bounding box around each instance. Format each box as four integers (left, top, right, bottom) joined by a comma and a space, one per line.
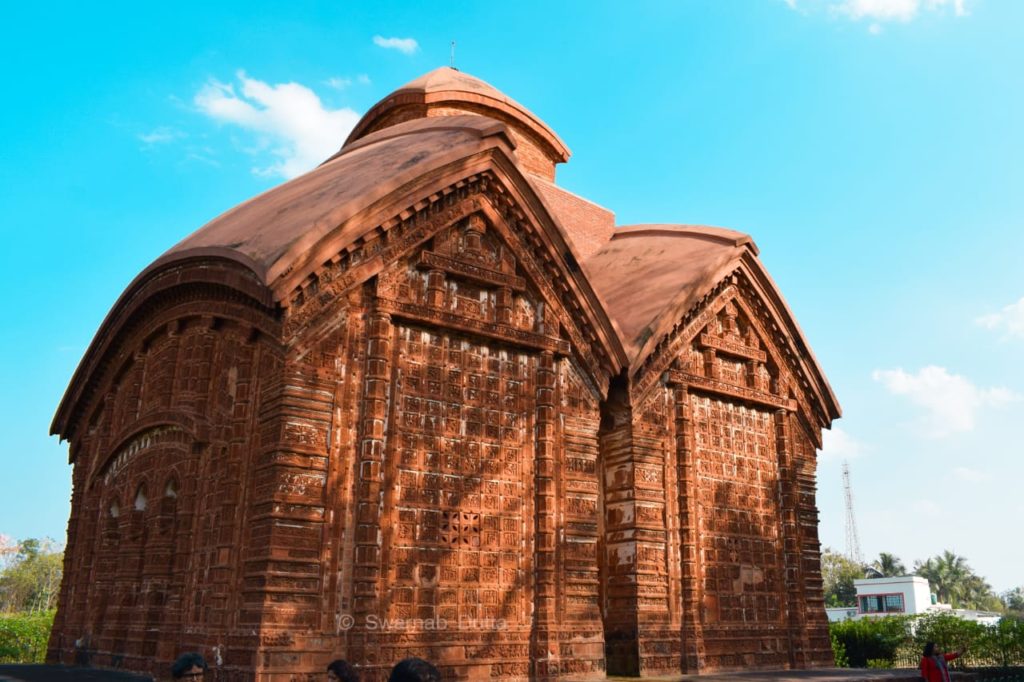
920, 641, 962, 682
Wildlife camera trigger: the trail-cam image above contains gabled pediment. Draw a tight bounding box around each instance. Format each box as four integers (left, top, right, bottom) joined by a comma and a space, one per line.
375, 212, 569, 357
280, 160, 628, 392
629, 263, 840, 439
671, 295, 794, 411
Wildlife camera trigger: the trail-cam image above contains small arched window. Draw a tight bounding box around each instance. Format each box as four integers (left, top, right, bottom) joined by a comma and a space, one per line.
164, 479, 179, 499
134, 485, 148, 512
109, 500, 120, 518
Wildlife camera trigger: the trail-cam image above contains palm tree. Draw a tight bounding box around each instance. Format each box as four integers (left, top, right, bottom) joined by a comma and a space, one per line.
916, 551, 980, 608
871, 552, 906, 577
938, 550, 971, 607
961, 574, 1001, 611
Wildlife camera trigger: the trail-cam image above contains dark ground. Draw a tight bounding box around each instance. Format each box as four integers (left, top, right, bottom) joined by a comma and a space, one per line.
0, 666, 984, 682
0, 665, 153, 681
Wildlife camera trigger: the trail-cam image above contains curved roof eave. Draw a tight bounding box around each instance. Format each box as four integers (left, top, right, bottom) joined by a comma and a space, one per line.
54, 115, 628, 442
50, 254, 277, 442
160, 116, 520, 296
53, 118, 513, 442
734, 252, 842, 423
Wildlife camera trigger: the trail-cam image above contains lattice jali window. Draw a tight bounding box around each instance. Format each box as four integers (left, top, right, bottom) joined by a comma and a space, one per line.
440, 511, 480, 548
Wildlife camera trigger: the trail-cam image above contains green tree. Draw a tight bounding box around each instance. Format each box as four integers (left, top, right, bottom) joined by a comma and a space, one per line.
1003, 587, 1024, 616
0, 538, 63, 614
915, 550, 999, 610
821, 547, 865, 607
871, 552, 907, 577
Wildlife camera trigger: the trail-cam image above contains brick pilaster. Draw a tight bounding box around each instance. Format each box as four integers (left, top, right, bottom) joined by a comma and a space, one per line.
531, 350, 561, 680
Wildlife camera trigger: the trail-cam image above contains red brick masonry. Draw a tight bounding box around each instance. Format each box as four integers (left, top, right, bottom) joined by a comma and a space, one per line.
48, 68, 841, 681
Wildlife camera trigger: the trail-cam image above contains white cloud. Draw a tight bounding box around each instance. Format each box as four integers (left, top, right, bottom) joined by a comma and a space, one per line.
785, 0, 970, 28
841, 0, 920, 21
373, 35, 419, 55
138, 126, 185, 147
194, 71, 359, 179
819, 426, 865, 461
952, 466, 990, 483
976, 297, 1024, 340
928, 0, 968, 16
872, 365, 1018, 437
326, 74, 372, 90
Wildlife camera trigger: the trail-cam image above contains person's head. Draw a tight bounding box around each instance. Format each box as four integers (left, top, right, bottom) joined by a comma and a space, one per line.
388, 657, 441, 682
923, 642, 937, 657
171, 652, 208, 679
327, 659, 359, 682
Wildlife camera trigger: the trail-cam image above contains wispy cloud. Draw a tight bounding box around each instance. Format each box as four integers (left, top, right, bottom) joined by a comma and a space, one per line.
373, 35, 419, 55
976, 297, 1024, 340
819, 426, 865, 461
326, 76, 352, 90
194, 71, 359, 179
872, 365, 1018, 437
326, 74, 371, 90
138, 126, 186, 148
784, 0, 970, 32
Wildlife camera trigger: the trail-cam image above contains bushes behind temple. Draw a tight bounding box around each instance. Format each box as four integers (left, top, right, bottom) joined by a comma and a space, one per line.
0, 610, 54, 663
830, 615, 911, 667
830, 612, 1024, 669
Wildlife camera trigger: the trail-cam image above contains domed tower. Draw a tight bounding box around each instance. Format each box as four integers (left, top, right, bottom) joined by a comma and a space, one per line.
49, 68, 840, 681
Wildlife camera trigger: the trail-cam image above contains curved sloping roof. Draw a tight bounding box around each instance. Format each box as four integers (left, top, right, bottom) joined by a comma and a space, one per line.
53, 68, 838, 442
53, 110, 628, 440
585, 225, 757, 362
154, 115, 517, 296
344, 67, 570, 176
586, 224, 840, 421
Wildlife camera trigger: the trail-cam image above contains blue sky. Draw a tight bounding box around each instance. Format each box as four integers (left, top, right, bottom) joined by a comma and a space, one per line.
2, 1, 1022, 592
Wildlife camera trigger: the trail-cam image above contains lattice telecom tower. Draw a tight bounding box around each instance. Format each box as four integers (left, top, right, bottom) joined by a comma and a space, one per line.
842, 460, 863, 564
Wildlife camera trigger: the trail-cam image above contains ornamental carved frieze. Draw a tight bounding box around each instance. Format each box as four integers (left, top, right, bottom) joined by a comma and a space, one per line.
376, 214, 568, 358
282, 174, 614, 389
633, 271, 815, 428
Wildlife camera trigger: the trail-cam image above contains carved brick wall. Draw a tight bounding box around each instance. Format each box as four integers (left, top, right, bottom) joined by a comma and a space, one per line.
324, 210, 608, 681
49, 282, 282, 680
50, 180, 834, 680
605, 280, 833, 676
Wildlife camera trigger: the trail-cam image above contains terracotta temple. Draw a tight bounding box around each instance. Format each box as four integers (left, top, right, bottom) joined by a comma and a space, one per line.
48, 68, 841, 681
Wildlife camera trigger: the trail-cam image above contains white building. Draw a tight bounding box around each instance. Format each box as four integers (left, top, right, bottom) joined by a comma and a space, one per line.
854, 575, 935, 617
825, 576, 1002, 625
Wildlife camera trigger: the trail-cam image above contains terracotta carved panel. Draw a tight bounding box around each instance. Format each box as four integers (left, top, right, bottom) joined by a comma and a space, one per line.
690, 394, 783, 627
385, 325, 535, 627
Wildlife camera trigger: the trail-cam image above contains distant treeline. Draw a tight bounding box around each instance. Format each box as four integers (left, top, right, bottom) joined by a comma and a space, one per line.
823, 548, 1023, 614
